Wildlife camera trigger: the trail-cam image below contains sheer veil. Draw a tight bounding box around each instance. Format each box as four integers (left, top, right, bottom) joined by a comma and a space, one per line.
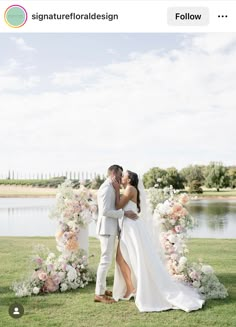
138, 177, 166, 263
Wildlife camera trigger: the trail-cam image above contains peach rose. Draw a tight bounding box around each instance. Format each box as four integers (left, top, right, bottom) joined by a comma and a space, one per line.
38, 271, 47, 281
43, 277, 58, 292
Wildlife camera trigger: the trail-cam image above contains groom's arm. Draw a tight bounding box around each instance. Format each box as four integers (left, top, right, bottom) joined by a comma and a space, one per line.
99, 187, 123, 219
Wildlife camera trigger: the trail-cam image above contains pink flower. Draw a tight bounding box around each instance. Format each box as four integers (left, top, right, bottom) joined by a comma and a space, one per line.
47, 264, 54, 272
35, 257, 43, 265
175, 225, 183, 233
91, 205, 97, 213
43, 277, 58, 292
171, 253, 178, 260
61, 264, 67, 271
38, 271, 48, 281
172, 203, 183, 213
180, 208, 188, 217
179, 194, 189, 205
51, 274, 62, 286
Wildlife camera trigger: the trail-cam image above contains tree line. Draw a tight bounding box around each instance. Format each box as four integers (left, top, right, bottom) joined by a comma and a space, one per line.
1, 162, 235, 192
142, 162, 236, 192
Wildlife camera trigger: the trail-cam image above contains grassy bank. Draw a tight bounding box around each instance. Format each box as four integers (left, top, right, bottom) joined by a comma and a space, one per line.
0, 185, 236, 199
0, 237, 235, 327
0, 185, 57, 197
197, 190, 236, 199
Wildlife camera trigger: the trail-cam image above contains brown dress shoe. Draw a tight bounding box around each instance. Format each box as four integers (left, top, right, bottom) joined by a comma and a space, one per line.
94, 295, 116, 304
105, 290, 113, 297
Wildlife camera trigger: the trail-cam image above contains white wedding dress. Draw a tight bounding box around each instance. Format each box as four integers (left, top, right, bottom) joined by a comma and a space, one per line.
113, 201, 205, 312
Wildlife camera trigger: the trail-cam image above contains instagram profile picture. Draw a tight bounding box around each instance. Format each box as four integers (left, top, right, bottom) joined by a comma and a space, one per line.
4, 5, 28, 28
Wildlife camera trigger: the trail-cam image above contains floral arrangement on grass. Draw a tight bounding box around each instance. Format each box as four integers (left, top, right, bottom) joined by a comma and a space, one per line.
12, 245, 93, 297
12, 180, 97, 297
150, 188, 228, 299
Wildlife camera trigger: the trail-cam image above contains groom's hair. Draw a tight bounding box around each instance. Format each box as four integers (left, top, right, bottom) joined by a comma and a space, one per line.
107, 164, 123, 175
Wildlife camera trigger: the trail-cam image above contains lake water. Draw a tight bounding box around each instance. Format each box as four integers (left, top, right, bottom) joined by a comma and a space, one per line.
0, 198, 235, 239
188, 199, 236, 238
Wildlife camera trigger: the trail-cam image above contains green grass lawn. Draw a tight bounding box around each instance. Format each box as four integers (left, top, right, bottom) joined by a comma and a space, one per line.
200, 190, 236, 197
0, 237, 235, 327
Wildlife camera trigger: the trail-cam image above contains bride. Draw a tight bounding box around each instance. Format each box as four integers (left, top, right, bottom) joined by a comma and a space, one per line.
112, 170, 205, 312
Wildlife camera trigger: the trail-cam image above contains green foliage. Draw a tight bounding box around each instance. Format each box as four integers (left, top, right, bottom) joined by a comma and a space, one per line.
143, 163, 233, 192
180, 165, 205, 187
228, 166, 236, 188
189, 180, 203, 194
143, 167, 184, 189
165, 167, 185, 189
143, 167, 167, 188
0, 177, 66, 188
205, 162, 229, 191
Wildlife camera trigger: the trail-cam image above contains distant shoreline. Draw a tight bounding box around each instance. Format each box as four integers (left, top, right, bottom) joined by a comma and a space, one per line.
0, 194, 56, 198
0, 185, 235, 200
193, 196, 236, 200
1, 194, 236, 200
0, 185, 57, 198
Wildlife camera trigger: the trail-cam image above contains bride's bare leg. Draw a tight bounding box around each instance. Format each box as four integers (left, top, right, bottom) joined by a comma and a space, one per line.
116, 243, 135, 297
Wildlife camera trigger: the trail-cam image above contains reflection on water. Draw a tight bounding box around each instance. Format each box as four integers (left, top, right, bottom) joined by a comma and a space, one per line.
188, 200, 236, 238
0, 198, 57, 237
0, 198, 235, 238
0, 198, 97, 238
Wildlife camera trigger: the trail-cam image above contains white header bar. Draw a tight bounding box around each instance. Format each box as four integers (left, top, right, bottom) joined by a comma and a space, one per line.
1, 1, 236, 32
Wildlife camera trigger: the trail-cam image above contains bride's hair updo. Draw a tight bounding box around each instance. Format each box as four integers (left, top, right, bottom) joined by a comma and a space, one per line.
127, 170, 141, 213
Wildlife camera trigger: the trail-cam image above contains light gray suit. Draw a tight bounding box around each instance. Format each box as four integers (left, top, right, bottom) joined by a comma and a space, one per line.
95, 178, 123, 295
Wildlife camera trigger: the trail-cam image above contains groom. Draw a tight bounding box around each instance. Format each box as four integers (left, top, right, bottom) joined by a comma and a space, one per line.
94, 164, 137, 304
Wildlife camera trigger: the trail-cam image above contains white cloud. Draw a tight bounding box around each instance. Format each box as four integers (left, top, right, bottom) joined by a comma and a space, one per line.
0, 57, 40, 92
10, 37, 36, 52
0, 74, 40, 92
0, 33, 236, 174
191, 33, 236, 53
51, 67, 101, 87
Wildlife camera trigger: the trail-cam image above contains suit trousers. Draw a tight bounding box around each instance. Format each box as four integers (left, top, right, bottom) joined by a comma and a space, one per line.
95, 234, 116, 295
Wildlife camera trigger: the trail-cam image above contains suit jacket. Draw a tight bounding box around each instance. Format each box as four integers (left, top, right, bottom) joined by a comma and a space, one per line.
96, 178, 123, 236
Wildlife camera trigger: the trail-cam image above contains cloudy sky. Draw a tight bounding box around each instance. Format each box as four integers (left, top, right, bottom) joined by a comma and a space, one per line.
0, 33, 235, 176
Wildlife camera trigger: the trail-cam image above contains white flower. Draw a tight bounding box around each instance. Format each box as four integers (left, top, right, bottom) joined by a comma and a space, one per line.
193, 281, 201, 288
176, 265, 184, 273
58, 271, 66, 280
67, 221, 77, 229
67, 266, 77, 282
32, 287, 40, 295
14, 284, 31, 297
167, 234, 176, 243
157, 203, 165, 215
70, 282, 79, 289
201, 265, 214, 274
179, 256, 187, 266
48, 252, 55, 259
60, 283, 68, 292
46, 252, 56, 264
